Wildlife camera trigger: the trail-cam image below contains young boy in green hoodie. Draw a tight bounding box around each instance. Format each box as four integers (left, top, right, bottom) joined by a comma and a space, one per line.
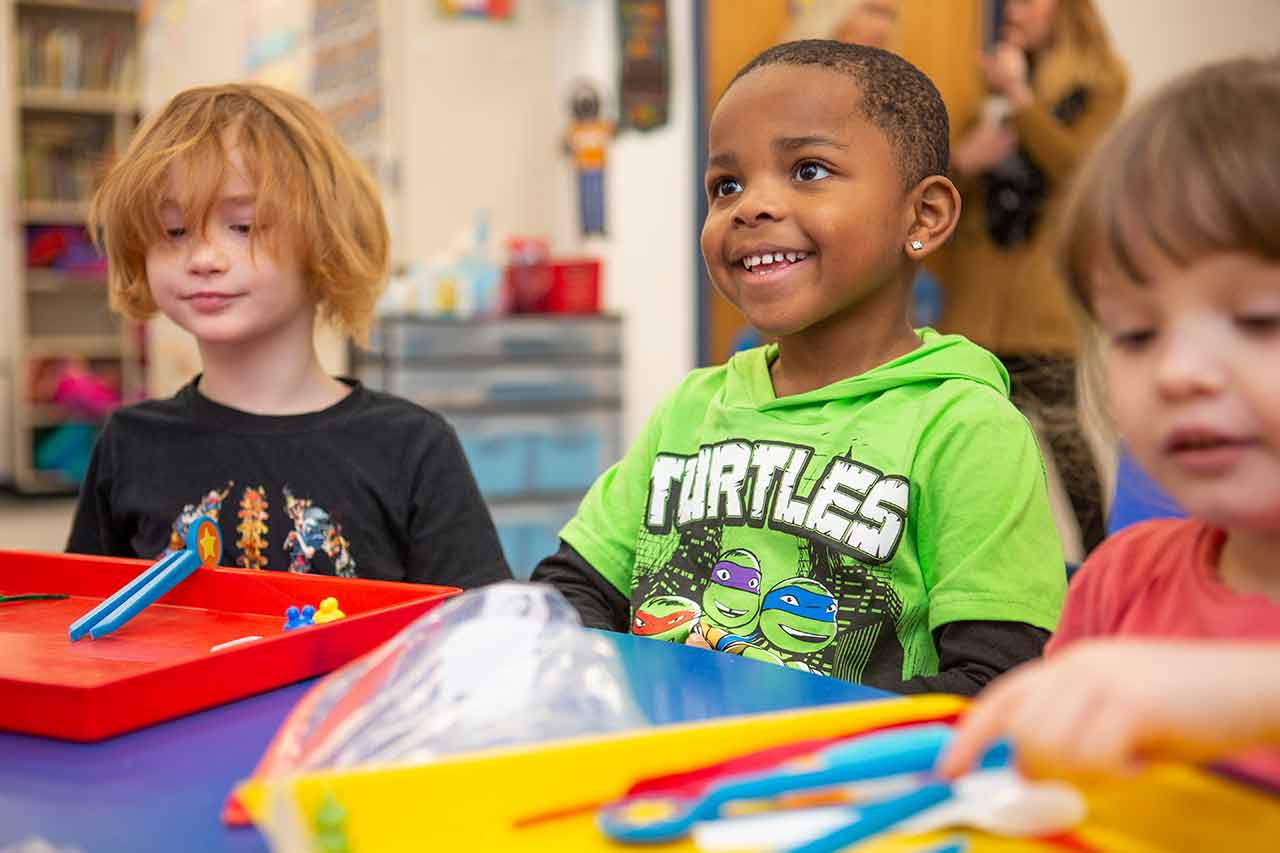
532, 40, 1065, 695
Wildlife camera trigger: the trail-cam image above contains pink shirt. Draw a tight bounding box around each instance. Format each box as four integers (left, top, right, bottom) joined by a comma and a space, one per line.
1048, 519, 1280, 789
1050, 519, 1280, 645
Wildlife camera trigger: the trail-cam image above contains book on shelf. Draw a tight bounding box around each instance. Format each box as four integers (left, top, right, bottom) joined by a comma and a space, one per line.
18, 19, 137, 95
19, 116, 109, 204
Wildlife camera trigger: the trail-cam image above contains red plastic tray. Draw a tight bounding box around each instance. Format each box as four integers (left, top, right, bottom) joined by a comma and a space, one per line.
0, 549, 458, 741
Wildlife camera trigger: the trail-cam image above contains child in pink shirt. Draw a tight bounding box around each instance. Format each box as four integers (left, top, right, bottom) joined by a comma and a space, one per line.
940, 56, 1280, 785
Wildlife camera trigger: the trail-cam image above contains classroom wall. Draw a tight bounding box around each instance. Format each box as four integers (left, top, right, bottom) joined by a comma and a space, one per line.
1097, 0, 1280, 101
554, 0, 697, 441
391, 3, 565, 260
389, 1, 696, 443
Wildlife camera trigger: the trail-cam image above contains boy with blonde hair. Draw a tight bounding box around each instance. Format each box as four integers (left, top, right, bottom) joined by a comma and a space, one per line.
69, 83, 509, 587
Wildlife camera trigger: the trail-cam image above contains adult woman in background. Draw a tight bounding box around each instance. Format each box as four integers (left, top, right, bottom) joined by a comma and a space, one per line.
941, 0, 1126, 556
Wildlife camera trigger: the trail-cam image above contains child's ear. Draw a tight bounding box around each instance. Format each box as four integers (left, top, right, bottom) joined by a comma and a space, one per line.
905, 175, 961, 257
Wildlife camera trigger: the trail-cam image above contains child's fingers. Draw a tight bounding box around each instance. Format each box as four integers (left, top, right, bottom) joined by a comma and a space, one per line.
937, 668, 1039, 778
1068, 705, 1144, 777
1006, 685, 1102, 779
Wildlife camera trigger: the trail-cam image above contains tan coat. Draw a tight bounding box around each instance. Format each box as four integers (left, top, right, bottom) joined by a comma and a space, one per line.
937, 76, 1126, 355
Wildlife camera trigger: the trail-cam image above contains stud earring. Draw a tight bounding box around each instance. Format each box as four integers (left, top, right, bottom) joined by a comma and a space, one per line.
910, 240, 924, 250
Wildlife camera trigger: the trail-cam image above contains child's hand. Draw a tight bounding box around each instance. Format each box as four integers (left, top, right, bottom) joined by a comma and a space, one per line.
685, 625, 712, 650
937, 640, 1280, 780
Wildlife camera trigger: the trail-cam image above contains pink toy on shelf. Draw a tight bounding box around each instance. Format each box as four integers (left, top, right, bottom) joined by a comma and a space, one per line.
51, 360, 121, 420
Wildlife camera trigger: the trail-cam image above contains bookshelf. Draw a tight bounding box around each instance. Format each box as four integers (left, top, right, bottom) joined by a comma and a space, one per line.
4, 0, 141, 493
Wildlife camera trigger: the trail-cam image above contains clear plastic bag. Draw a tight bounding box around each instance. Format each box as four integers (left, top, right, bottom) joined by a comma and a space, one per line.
250, 582, 647, 778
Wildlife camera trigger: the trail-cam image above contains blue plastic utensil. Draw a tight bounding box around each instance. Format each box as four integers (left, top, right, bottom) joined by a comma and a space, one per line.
693, 764, 1076, 852
599, 724, 972, 844
68, 515, 220, 641
785, 782, 954, 853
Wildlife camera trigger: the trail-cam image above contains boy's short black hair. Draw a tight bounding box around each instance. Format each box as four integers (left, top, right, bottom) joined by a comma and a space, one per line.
730, 39, 950, 188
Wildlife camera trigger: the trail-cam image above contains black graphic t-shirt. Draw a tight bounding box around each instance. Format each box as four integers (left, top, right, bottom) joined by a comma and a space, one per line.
67, 378, 511, 588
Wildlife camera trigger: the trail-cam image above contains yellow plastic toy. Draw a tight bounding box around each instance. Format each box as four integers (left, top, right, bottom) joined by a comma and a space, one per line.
312, 597, 345, 625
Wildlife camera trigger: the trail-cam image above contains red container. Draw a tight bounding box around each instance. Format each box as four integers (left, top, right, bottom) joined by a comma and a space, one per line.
505, 257, 601, 314
0, 550, 457, 741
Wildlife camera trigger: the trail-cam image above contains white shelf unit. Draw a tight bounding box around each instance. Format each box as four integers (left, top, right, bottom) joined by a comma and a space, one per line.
5, 0, 142, 492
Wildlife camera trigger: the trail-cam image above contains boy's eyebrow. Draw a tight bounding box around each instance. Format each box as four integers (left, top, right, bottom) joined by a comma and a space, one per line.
706, 135, 849, 170
219, 194, 257, 207
775, 135, 849, 152
707, 151, 738, 170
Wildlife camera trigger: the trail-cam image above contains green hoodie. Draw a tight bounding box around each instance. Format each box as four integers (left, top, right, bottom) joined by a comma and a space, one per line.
561, 329, 1065, 683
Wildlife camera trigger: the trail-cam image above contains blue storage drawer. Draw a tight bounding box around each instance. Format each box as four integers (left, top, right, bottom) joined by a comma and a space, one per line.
456, 430, 531, 498
389, 364, 620, 408
375, 316, 621, 360
527, 412, 619, 493
495, 524, 528, 578
530, 431, 600, 493
491, 500, 581, 580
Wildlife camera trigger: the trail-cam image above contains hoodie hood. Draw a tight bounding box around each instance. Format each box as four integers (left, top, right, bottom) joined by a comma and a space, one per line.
725, 328, 1010, 412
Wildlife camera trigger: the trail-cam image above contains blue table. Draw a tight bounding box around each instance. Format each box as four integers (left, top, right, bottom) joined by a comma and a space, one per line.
1, 631, 886, 852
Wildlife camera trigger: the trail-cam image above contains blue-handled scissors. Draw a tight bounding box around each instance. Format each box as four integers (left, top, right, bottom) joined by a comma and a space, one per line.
68, 516, 221, 641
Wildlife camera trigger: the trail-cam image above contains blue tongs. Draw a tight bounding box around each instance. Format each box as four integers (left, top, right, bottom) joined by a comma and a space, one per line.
69, 515, 222, 641
598, 723, 1011, 846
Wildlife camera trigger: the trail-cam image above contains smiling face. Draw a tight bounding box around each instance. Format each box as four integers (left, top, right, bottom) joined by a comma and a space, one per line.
700, 64, 915, 342
757, 578, 838, 654
145, 135, 315, 354
701, 549, 763, 630
1093, 252, 1280, 531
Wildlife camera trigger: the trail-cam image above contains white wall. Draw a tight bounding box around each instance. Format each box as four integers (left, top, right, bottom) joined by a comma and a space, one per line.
551, 0, 697, 442
1097, 0, 1280, 100
395, 3, 564, 263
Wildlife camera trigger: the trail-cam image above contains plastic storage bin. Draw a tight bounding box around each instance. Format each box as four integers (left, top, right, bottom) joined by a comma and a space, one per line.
450, 412, 620, 500
505, 258, 601, 314
364, 316, 620, 361
454, 428, 532, 498
527, 412, 619, 493
490, 500, 582, 579
388, 364, 620, 409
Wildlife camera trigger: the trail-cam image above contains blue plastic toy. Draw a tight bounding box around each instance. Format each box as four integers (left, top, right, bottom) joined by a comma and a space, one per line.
283, 604, 316, 631
68, 516, 222, 641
